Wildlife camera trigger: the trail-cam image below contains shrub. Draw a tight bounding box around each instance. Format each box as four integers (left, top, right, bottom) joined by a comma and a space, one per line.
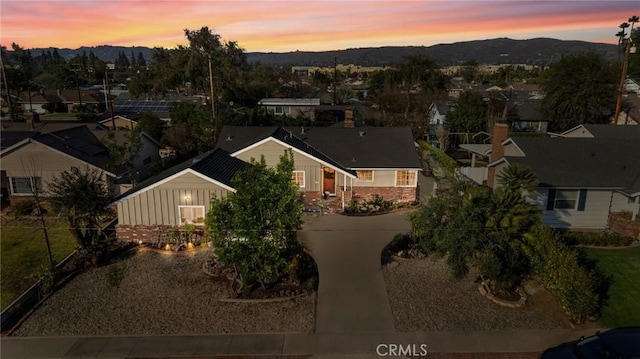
562, 231, 625, 247
344, 195, 392, 215
419, 141, 457, 173
524, 226, 603, 324
9, 200, 38, 216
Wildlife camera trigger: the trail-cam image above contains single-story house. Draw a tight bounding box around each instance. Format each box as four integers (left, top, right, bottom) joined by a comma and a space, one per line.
109, 124, 422, 241
111, 148, 246, 241
487, 123, 640, 230
258, 98, 320, 120
1, 126, 124, 203
217, 125, 422, 205
1, 123, 162, 201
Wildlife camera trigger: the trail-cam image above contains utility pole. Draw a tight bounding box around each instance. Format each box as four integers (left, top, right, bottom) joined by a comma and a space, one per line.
614, 38, 635, 125
105, 69, 115, 130
0, 54, 15, 120
208, 54, 216, 141
333, 57, 337, 105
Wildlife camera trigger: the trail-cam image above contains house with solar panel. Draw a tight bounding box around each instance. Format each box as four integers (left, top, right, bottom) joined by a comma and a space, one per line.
109, 124, 422, 242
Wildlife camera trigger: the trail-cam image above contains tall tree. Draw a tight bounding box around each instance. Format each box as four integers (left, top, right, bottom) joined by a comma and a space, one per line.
206, 150, 304, 292
447, 90, 487, 133
538, 52, 618, 131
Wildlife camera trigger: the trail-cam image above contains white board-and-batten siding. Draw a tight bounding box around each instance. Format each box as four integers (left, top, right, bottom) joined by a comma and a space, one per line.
116, 172, 229, 226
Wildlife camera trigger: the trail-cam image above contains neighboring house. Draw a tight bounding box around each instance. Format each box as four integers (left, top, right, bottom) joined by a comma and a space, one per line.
258, 98, 320, 120
511, 99, 549, 133
57, 89, 108, 113
0, 126, 125, 203
109, 124, 422, 241
426, 101, 452, 147
624, 78, 640, 94
111, 148, 246, 241
0, 123, 163, 200
99, 114, 142, 130
17, 92, 63, 114
487, 123, 640, 230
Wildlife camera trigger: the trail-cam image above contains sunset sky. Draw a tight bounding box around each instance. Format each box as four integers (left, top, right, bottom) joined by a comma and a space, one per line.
2, 1, 638, 52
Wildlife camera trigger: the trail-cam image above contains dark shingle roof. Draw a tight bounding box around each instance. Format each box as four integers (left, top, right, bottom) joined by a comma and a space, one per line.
0, 131, 38, 150
31, 126, 116, 173
506, 137, 640, 194
582, 124, 640, 139
217, 126, 356, 176
112, 148, 246, 203
217, 126, 421, 170
288, 127, 421, 169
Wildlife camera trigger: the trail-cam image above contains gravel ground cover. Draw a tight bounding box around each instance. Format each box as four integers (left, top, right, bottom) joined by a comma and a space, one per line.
384, 257, 570, 331
12, 247, 314, 336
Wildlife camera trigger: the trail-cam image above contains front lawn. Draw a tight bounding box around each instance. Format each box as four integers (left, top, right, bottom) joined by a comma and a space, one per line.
584, 246, 640, 327
0, 217, 77, 310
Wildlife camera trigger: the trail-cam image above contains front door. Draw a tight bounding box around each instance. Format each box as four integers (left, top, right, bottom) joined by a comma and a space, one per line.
322, 167, 336, 195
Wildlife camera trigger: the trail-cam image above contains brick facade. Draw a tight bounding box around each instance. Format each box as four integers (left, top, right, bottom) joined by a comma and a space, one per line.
349, 186, 417, 203
116, 224, 206, 244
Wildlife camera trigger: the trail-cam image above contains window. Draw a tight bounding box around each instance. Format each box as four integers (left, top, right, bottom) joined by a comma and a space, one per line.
395, 170, 416, 187
356, 170, 374, 182
292, 171, 305, 188
10, 177, 41, 195
178, 206, 205, 225
274, 106, 291, 115
554, 190, 578, 210
628, 196, 637, 204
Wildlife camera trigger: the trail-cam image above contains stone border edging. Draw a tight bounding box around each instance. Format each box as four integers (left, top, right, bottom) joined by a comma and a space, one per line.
216, 292, 311, 303
478, 281, 527, 308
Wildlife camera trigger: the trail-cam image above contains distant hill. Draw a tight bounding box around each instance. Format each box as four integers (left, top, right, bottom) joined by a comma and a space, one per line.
26, 38, 618, 67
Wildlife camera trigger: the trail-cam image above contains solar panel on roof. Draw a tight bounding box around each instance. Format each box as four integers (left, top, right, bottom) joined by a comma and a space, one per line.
113, 100, 175, 113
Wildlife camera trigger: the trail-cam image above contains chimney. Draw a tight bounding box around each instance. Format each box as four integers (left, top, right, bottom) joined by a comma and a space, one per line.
487, 123, 509, 188
300, 126, 305, 135
344, 109, 354, 128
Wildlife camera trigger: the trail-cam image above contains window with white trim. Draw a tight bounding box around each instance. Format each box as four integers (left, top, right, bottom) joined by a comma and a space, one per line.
356, 170, 374, 182
554, 190, 578, 210
178, 206, 205, 225
395, 170, 416, 187
10, 177, 41, 195
274, 106, 291, 115
292, 171, 305, 188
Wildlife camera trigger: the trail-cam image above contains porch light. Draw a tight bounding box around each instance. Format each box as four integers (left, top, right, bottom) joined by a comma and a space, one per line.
187, 242, 194, 250
165, 244, 171, 251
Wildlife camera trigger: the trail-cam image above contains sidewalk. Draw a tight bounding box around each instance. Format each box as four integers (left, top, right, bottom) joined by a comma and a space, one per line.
1, 329, 600, 358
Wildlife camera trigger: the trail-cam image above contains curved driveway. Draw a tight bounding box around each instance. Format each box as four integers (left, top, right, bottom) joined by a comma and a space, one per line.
297, 211, 412, 334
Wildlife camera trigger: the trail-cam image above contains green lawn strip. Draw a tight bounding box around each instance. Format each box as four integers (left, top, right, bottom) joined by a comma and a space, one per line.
1, 218, 76, 310
584, 246, 640, 328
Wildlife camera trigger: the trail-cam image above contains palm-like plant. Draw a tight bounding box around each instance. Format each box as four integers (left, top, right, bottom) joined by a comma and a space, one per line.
497, 163, 539, 194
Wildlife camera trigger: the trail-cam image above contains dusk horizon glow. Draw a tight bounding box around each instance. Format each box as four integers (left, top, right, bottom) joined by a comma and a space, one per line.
2, 1, 638, 53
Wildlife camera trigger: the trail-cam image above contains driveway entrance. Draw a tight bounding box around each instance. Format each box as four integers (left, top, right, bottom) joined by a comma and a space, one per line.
298, 211, 412, 333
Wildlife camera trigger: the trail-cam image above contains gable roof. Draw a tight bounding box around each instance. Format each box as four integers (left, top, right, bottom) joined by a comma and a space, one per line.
0, 131, 39, 150
218, 126, 421, 171
111, 148, 246, 204
217, 126, 356, 176
2, 125, 119, 176
502, 137, 640, 194
258, 98, 320, 106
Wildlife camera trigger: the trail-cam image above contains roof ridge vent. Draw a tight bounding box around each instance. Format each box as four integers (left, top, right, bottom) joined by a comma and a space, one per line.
359, 131, 366, 137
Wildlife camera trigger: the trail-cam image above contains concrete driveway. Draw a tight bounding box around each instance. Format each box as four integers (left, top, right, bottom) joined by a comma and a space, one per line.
298, 211, 412, 334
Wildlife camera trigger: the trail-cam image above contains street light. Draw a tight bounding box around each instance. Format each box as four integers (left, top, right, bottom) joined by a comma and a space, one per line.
614, 16, 638, 125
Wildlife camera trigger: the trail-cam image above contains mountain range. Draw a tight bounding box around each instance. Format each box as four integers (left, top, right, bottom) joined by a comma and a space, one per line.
27, 38, 618, 67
